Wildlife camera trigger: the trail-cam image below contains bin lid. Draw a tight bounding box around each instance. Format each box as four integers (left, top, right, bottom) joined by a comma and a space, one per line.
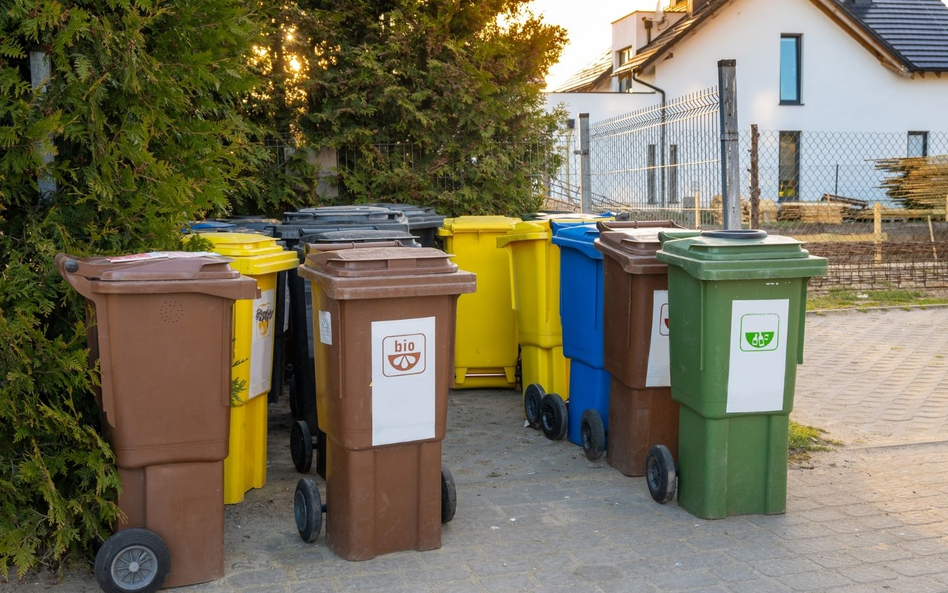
594, 226, 684, 274
197, 232, 299, 275
185, 220, 235, 232
299, 247, 477, 300
438, 215, 521, 236
498, 215, 610, 247
301, 229, 420, 247
283, 206, 408, 226
551, 224, 602, 260
56, 253, 259, 301
656, 230, 828, 281
363, 203, 446, 230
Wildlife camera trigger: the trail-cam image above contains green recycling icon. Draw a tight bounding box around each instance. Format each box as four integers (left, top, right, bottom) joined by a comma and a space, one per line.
745, 331, 775, 349
739, 313, 779, 352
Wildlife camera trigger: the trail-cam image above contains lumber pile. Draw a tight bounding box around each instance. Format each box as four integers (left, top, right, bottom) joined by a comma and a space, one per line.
875, 155, 948, 209
777, 202, 845, 224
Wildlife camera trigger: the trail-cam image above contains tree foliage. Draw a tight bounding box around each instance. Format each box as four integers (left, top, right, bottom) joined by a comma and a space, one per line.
298, 0, 568, 216
0, 0, 262, 575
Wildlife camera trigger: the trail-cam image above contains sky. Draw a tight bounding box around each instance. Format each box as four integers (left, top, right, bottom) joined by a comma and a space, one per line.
529, 0, 660, 91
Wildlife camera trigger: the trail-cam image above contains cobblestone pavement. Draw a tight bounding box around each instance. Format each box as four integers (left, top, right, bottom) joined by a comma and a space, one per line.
9, 308, 948, 593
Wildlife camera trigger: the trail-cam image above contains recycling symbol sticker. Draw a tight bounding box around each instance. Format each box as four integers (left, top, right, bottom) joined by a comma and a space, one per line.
740, 313, 780, 352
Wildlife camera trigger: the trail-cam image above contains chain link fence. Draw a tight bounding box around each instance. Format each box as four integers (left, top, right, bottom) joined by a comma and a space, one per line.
543, 86, 948, 291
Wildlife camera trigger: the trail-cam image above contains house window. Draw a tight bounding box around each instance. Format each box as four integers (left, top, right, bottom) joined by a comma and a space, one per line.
668, 144, 679, 204
618, 73, 633, 92
907, 131, 929, 157
779, 35, 802, 104
778, 131, 801, 201
617, 46, 633, 66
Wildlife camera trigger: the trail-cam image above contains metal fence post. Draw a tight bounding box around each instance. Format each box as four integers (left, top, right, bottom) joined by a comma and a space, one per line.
30, 50, 56, 201
578, 113, 592, 214
718, 60, 740, 229
749, 124, 760, 229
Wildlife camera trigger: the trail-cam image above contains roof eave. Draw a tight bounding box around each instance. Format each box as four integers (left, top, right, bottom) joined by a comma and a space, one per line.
808, 0, 914, 77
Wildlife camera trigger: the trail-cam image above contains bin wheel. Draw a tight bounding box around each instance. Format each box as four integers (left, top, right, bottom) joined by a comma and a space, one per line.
540, 393, 568, 441
581, 409, 606, 461
290, 420, 313, 474
646, 445, 677, 504
94, 528, 170, 593
441, 465, 457, 524
295, 478, 323, 543
524, 384, 545, 429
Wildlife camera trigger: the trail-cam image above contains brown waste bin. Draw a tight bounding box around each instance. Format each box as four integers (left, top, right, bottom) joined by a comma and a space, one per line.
295, 247, 475, 561
594, 221, 683, 477
56, 253, 257, 591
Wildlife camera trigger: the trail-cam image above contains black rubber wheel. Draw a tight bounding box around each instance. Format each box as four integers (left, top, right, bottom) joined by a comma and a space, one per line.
523, 384, 545, 429
290, 420, 313, 474
94, 528, 170, 593
295, 478, 323, 543
646, 445, 677, 504
441, 464, 457, 524
581, 409, 606, 461
540, 393, 568, 441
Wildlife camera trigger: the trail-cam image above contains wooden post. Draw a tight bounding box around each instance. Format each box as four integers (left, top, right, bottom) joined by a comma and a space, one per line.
749, 124, 760, 229
695, 191, 701, 229
928, 216, 938, 262
874, 202, 883, 266
718, 59, 741, 230
578, 113, 592, 214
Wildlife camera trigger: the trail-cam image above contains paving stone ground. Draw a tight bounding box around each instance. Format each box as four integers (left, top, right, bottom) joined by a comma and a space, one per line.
8, 308, 948, 593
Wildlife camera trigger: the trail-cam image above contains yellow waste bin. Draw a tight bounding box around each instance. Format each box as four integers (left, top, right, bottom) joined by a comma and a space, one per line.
498, 215, 611, 433
438, 216, 520, 389
197, 232, 299, 504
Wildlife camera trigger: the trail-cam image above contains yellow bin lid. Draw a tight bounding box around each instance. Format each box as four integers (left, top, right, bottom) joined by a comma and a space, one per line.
196, 232, 298, 275
438, 215, 521, 236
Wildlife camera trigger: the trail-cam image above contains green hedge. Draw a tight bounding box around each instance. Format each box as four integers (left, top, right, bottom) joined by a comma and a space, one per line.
0, 0, 263, 575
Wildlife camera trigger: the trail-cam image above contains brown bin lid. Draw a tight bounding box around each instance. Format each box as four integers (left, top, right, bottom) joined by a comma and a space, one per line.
306, 247, 459, 278
299, 247, 476, 300
596, 227, 683, 275
56, 253, 258, 300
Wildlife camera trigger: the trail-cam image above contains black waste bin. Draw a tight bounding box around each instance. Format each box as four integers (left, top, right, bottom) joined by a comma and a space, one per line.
363, 203, 445, 248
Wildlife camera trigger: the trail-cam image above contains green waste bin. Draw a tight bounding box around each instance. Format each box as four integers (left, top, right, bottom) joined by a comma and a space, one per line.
651, 229, 826, 519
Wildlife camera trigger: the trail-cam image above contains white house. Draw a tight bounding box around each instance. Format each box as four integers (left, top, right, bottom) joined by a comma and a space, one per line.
548, 0, 948, 205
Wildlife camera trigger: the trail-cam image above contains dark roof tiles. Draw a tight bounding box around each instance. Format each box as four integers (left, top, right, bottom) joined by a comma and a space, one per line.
838, 0, 948, 70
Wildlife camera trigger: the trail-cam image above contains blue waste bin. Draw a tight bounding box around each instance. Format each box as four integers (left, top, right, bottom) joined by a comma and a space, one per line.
551, 223, 610, 461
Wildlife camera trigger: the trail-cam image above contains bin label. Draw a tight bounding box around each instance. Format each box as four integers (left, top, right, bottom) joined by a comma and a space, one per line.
249, 288, 276, 399
726, 299, 789, 413
372, 316, 436, 446
646, 290, 671, 387
318, 311, 332, 345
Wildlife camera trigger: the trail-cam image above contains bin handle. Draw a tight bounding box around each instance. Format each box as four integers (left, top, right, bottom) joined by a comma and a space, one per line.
797, 282, 808, 365
596, 220, 684, 232
55, 254, 97, 301
502, 245, 517, 310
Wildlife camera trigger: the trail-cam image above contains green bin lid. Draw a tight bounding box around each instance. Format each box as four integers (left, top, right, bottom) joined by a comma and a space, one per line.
655, 230, 827, 281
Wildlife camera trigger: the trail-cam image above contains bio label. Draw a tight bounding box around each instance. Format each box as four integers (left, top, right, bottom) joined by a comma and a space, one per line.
371, 317, 436, 445
646, 290, 670, 387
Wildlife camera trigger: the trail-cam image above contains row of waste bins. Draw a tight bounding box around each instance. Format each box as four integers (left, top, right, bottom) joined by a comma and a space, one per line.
55, 204, 826, 593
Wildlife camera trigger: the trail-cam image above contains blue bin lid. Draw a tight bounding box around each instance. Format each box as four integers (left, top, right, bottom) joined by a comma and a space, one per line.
185, 220, 236, 232
551, 223, 602, 260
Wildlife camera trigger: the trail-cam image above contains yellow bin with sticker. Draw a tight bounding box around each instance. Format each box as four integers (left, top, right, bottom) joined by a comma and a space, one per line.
438, 216, 521, 389
497, 216, 613, 408
198, 232, 299, 504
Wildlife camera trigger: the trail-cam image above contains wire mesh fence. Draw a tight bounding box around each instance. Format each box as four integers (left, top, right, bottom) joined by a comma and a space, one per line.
542, 89, 948, 291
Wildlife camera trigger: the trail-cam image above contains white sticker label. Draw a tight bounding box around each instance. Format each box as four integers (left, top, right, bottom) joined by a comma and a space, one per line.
318, 311, 332, 345
371, 317, 436, 446
249, 288, 276, 399
646, 290, 671, 387
726, 299, 790, 413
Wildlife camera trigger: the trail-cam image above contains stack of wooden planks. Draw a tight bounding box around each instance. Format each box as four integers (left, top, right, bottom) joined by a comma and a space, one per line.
777, 202, 845, 224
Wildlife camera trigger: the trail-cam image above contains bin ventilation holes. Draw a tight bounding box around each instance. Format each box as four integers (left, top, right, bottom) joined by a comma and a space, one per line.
159, 300, 184, 324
